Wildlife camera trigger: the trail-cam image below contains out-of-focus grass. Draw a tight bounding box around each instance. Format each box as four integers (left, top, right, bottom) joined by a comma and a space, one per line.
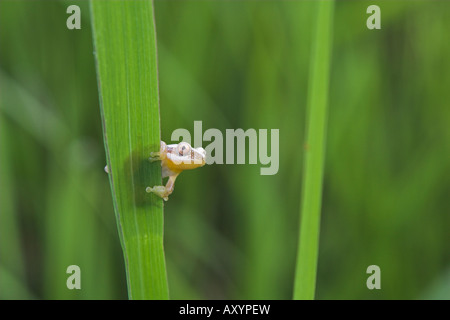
0, 0, 124, 299
1, 0, 449, 300
0, 111, 29, 299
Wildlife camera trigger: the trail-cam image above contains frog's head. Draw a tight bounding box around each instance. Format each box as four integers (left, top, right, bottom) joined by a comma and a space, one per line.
166, 141, 206, 170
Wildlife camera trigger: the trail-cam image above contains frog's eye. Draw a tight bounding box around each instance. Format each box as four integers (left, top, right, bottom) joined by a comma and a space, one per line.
177, 142, 191, 156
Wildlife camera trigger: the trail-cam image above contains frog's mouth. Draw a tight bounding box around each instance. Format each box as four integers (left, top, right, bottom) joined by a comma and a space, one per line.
191, 147, 206, 166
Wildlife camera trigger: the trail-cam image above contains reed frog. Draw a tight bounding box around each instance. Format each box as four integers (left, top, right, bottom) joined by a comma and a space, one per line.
146, 141, 206, 201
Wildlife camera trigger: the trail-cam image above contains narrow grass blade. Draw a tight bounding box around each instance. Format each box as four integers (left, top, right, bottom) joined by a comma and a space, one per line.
90, 0, 168, 299
293, 1, 334, 300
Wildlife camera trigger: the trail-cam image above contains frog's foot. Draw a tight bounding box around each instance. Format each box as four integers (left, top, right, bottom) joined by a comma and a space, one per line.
149, 141, 167, 162
146, 185, 169, 201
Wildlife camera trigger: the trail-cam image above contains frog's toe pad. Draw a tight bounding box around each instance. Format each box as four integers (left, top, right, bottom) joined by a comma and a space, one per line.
146, 186, 169, 201
149, 152, 161, 162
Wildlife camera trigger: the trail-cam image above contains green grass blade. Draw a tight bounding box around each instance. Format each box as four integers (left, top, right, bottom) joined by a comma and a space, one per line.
293, 1, 334, 300
90, 0, 168, 300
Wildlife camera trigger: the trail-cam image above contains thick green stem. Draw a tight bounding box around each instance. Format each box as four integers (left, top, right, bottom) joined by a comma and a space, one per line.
90, 0, 168, 299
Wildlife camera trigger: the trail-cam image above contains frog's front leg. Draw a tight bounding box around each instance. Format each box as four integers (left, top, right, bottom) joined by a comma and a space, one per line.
149, 141, 167, 162
146, 175, 178, 201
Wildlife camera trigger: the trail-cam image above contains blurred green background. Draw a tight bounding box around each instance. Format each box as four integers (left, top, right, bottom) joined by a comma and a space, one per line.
1, 0, 449, 299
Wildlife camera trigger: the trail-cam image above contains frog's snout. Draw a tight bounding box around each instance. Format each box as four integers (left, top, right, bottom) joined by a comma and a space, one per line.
197, 147, 206, 157
193, 147, 206, 166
